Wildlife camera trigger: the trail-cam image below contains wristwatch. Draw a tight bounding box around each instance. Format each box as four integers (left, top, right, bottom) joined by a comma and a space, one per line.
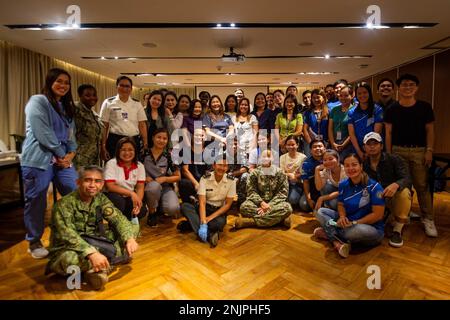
352, 220, 358, 225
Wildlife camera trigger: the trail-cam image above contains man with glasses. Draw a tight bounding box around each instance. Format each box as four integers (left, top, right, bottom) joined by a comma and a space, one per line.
384, 74, 437, 237
100, 76, 148, 161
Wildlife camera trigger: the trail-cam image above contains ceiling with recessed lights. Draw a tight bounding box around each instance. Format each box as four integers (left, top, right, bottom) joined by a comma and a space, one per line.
0, 0, 449, 87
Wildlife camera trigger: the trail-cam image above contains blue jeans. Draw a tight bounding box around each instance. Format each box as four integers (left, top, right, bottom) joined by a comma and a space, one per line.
320, 182, 338, 210
22, 165, 78, 244
316, 208, 384, 246
288, 183, 303, 207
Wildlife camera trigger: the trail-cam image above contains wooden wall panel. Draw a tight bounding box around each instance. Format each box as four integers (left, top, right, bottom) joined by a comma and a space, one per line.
399, 56, 433, 103
433, 49, 450, 153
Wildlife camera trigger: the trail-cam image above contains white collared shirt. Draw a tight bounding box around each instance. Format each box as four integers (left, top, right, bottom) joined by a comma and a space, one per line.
198, 172, 236, 207
100, 95, 147, 136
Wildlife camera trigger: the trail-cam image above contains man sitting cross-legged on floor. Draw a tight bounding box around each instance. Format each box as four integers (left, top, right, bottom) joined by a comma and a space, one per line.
45, 165, 138, 290
235, 149, 293, 229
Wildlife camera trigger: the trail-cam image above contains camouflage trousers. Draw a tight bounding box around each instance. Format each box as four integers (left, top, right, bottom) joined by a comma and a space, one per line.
240, 200, 292, 227
47, 241, 124, 276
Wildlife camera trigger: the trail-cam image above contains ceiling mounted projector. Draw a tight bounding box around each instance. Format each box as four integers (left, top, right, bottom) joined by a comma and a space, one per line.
221, 47, 246, 62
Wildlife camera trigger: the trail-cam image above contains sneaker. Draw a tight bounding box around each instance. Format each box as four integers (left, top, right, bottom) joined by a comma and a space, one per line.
283, 216, 292, 229
209, 232, 219, 248
177, 220, 193, 233
422, 218, 438, 237
147, 214, 158, 227
389, 231, 404, 248
27, 241, 49, 259
85, 269, 108, 290
409, 211, 421, 220
335, 242, 351, 258
313, 227, 328, 240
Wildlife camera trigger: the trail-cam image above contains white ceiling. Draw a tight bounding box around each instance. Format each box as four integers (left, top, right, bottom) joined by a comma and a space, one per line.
0, 0, 449, 87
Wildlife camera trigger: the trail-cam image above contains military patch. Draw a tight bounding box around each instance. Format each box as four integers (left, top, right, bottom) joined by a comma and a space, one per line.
103, 206, 114, 217
203, 172, 212, 179
376, 191, 383, 199
226, 173, 236, 180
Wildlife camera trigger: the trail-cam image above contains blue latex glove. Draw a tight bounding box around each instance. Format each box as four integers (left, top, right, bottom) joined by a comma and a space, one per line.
198, 223, 208, 242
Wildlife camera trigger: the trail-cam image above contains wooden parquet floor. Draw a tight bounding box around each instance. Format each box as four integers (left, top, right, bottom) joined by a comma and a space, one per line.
0, 192, 449, 300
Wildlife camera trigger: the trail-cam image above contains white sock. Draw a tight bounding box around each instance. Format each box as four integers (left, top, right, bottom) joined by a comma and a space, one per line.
393, 222, 404, 234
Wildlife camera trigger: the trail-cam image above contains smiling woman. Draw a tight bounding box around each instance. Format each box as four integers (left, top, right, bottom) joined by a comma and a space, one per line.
20, 68, 79, 259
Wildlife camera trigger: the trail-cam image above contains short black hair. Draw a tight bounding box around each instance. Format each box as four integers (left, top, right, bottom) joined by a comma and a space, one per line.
116, 75, 133, 87
115, 137, 138, 164
310, 137, 325, 149
302, 90, 312, 97
377, 78, 394, 89
77, 84, 96, 97
396, 74, 419, 86
325, 84, 334, 89
78, 165, 104, 179
334, 79, 348, 87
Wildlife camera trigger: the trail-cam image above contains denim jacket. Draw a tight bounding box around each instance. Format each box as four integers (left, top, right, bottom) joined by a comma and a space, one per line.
21, 94, 77, 170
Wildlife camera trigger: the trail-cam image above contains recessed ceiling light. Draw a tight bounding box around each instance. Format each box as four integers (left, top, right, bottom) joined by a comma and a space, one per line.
142, 42, 157, 48
185, 78, 193, 81
216, 23, 222, 27
100, 56, 106, 60
298, 41, 313, 46
324, 54, 330, 59
114, 56, 118, 60
230, 23, 236, 27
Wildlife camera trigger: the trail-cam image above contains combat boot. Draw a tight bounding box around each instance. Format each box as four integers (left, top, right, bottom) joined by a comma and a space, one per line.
85, 269, 109, 290
283, 216, 292, 229
234, 216, 256, 229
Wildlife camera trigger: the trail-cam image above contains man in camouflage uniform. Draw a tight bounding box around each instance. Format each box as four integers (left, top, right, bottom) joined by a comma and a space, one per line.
46, 165, 138, 290
236, 150, 292, 229
73, 84, 103, 168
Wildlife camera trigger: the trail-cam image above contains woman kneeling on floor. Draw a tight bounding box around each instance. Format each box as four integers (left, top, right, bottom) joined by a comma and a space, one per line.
179, 156, 236, 248
314, 153, 385, 258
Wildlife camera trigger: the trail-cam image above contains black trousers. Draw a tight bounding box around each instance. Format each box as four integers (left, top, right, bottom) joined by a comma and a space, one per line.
105, 192, 148, 220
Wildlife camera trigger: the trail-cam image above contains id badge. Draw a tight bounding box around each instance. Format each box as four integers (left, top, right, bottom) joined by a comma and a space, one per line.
366, 117, 374, 127
336, 131, 342, 141
122, 112, 128, 121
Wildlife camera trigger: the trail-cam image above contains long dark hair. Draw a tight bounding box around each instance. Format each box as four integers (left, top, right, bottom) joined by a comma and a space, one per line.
115, 137, 138, 164
281, 94, 299, 118
355, 82, 375, 118
146, 90, 166, 121
224, 94, 238, 113
236, 97, 251, 121
42, 68, 75, 120
165, 90, 178, 114
253, 92, 267, 112
178, 94, 192, 114
188, 98, 203, 119
310, 88, 329, 119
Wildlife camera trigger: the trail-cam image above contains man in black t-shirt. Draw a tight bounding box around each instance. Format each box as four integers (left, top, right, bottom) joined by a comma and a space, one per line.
377, 78, 396, 112
384, 74, 437, 237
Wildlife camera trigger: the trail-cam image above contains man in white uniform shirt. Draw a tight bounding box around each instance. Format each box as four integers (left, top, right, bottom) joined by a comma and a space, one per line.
100, 76, 148, 161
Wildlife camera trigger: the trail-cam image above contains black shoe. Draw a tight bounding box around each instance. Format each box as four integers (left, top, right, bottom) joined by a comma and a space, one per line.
177, 220, 193, 233
389, 231, 403, 248
147, 214, 158, 227
208, 232, 219, 248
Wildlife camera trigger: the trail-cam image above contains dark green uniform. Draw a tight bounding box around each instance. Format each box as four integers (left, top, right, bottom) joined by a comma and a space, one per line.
73, 101, 103, 168
240, 165, 292, 227
46, 191, 135, 276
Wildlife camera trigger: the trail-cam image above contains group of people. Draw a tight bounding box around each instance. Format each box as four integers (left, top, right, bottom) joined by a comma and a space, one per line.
19, 67, 438, 290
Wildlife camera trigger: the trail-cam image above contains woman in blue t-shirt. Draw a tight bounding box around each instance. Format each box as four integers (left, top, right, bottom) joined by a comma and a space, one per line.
348, 83, 383, 160
314, 153, 385, 258
202, 95, 234, 146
